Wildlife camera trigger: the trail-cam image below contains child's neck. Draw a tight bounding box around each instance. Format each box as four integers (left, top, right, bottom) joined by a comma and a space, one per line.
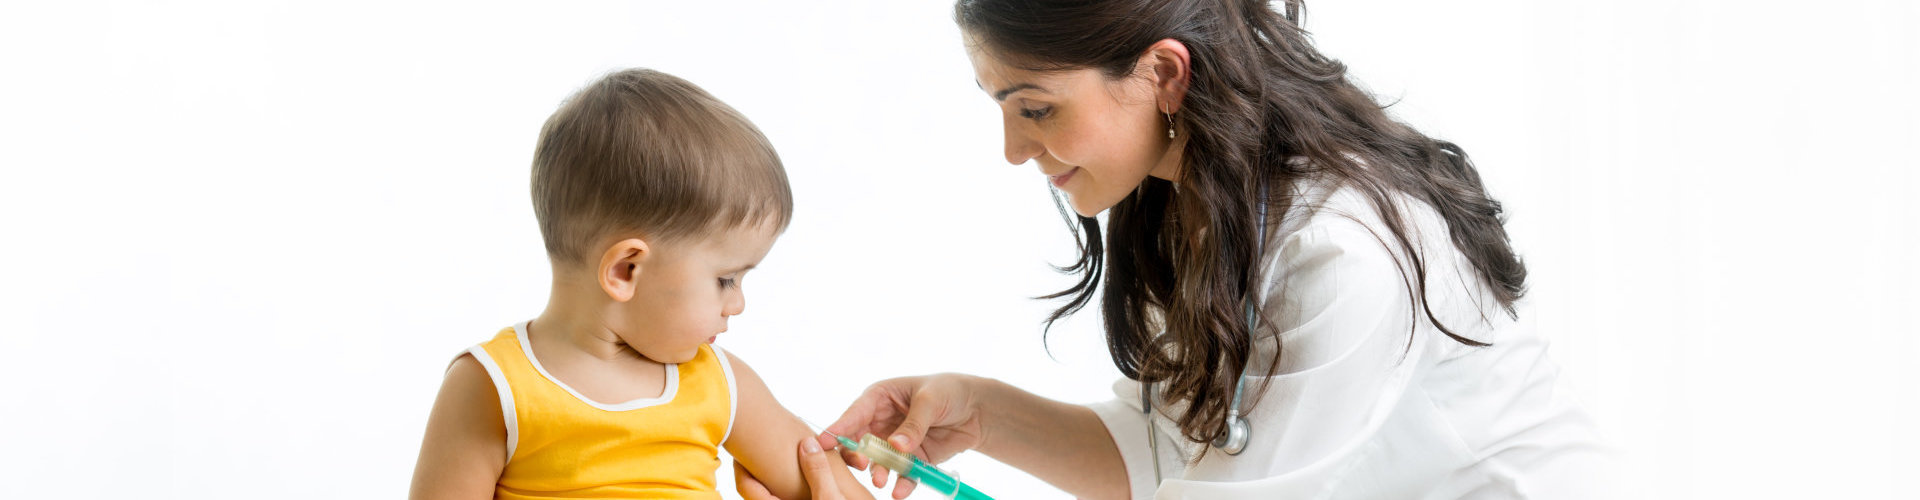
530, 279, 649, 363
527, 278, 671, 406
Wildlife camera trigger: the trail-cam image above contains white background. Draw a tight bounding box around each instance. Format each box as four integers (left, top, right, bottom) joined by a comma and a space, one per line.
2, 1, 1915, 498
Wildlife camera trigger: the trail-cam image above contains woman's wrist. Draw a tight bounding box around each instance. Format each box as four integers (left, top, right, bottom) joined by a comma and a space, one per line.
960, 375, 1130, 499
965, 375, 1009, 457
969, 375, 1064, 461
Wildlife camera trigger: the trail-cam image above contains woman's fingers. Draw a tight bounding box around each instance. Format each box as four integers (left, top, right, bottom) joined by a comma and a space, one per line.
843, 447, 869, 471
823, 374, 975, 499
797, 438, 846, 500
825, 384, 886, 440
890, 476, 917, 500
814, 430, 872, 471
816, 432, 860, 470
733, 460, 778, 500
886, 386, 946, 454
739, 439, 855, 500
864, 465, 918, 499
830, 382, 912, 439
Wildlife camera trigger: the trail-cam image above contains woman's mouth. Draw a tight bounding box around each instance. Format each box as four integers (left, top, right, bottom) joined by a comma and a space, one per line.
1049, 167, 1078, 188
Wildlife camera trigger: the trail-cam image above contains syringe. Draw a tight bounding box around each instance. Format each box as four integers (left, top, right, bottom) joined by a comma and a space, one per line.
834, 433, 995, 500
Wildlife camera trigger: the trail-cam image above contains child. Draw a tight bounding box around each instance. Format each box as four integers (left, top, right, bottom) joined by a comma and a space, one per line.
409, 69, 868, 500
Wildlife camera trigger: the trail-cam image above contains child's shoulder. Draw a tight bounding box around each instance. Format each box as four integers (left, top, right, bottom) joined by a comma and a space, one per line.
409, 351, 510, 495
433, 327, 517, 433
440, 353, 507, 428
706, 344, 755, 385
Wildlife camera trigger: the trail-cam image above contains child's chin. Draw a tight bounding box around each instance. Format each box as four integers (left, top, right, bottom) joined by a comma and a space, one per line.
635, 346, 700, 364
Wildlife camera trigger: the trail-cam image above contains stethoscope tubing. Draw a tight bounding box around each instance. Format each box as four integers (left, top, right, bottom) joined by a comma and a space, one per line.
1143, 184, 1267, 483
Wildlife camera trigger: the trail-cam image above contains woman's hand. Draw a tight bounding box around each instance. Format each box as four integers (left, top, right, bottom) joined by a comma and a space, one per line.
821, 374, 988, 499
736, 438, 865, 500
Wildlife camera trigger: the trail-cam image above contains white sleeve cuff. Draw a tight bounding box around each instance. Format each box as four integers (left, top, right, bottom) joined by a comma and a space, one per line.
1088, 378, 1186, 500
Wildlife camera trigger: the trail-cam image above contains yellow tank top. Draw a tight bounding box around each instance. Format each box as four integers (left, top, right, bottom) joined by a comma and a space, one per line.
461, 321, 736, 500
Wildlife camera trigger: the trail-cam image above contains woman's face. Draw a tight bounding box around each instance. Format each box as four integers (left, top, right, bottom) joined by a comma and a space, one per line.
967, 41, 1185, 217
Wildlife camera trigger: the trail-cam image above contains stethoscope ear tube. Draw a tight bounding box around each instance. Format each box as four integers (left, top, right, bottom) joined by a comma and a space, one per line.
1143, 189, 1267, 484
1214, 189, 1266, 457
1142, 383, 1165, 484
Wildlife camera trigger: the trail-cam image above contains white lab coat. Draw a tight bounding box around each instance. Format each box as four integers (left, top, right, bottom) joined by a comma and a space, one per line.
1087, 175, 1613, 499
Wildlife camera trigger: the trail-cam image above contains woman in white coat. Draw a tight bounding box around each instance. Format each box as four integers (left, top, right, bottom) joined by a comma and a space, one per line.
742, 0, 1610, 498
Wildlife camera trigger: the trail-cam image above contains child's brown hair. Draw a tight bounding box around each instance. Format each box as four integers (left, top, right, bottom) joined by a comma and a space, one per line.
531, 69, 792, 264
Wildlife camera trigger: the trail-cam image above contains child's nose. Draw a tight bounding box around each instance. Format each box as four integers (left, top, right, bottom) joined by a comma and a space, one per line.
722, 291, 746, 317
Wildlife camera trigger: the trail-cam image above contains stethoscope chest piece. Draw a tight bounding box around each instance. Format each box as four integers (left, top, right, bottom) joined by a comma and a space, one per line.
1143, 186, 1268, 482
1213, 414, 1250, 455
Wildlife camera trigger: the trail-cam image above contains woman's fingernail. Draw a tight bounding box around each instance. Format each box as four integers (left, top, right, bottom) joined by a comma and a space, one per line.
803, 439, 822, 453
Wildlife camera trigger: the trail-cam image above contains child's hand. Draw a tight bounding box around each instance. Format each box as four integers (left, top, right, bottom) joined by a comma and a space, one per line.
735, 438, 864, 500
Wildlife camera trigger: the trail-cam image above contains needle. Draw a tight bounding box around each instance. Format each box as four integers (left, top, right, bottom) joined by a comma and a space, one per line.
799, 418, 845, 447
799, 417, 871, 471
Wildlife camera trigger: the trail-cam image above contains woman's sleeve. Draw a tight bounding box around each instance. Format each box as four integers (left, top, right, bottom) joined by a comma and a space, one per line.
1086, 212, 1456, 498
1087, 377, 1195, 500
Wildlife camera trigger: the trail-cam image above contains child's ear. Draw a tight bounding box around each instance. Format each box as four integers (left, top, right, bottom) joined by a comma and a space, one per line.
598, 238, 651, 302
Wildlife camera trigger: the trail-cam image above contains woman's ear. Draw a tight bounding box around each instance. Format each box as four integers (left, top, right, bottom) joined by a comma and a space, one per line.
598, 238, 651, 302
1140, 38, 1193, 113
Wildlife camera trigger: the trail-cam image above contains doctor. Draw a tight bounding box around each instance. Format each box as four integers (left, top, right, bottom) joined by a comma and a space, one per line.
743, 0, 1610, 498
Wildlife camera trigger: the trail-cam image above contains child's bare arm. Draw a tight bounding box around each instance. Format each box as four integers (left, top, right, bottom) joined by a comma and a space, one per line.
409, 355, 507, 500
724, 353, 875, 500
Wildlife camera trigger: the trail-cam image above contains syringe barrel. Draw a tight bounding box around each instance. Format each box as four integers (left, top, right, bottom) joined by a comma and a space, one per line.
905, 459, 993, 500
844, 434, 995, 500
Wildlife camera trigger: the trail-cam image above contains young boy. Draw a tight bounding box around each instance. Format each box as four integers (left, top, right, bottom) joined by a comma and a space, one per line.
409, 69, 868, 500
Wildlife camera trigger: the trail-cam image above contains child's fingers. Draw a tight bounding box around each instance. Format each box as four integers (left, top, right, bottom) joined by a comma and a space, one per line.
869, 464, 888, 488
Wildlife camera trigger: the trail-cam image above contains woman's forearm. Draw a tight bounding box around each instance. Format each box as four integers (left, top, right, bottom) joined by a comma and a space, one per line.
971, 377, 1131, 500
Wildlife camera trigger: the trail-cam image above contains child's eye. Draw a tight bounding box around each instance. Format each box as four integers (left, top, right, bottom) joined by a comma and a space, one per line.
1019, 106, 1052, 120
718, 277, 738, 289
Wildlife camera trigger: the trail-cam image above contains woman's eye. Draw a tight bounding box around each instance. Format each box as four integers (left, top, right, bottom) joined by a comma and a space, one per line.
1019, 106, 1052, 120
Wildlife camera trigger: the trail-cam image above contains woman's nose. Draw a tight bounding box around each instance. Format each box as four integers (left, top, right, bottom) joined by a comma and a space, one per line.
1003, 115, 1042, 166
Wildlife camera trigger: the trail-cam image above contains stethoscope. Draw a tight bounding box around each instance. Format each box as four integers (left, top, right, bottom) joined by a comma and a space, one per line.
1142, 187, 1266, 483
1139, 5, 1296, 485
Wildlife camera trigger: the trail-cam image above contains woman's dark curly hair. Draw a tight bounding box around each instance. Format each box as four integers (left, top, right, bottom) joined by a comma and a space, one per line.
956, 0, 1527, 456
